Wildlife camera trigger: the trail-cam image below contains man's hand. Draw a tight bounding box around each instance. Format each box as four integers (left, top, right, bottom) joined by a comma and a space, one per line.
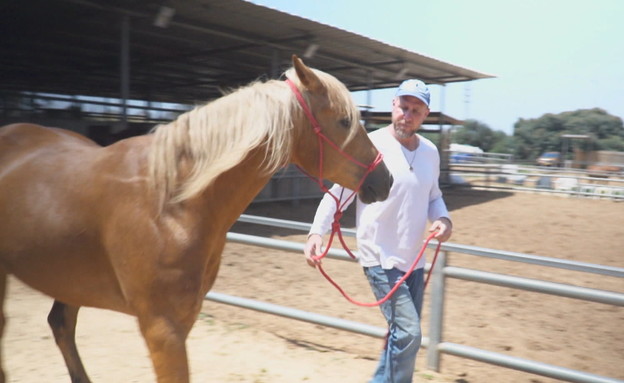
304, 234, 324, 268
429, 217, 452, 242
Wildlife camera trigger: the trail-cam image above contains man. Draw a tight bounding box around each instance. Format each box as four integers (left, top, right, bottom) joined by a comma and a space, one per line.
304, 79, 452, 383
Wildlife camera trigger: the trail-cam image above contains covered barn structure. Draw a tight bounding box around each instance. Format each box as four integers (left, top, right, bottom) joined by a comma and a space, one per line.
0, 0, 493, 200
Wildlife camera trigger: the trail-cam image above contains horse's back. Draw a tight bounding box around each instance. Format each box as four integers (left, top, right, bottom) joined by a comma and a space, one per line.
0, 123, 103, 197
0, 123, 98, 153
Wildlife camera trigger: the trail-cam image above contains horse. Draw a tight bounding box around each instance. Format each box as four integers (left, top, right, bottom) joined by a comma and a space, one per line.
0, 55, 392, 383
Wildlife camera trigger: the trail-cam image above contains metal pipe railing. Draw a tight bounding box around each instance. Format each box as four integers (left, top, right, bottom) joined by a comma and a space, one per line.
436, 343, 621, 383
235, 216, 624, 278
213, 216, 624, 383
443, 266, 624, 306
433, 242, 624, 278
205, 292, 388, 339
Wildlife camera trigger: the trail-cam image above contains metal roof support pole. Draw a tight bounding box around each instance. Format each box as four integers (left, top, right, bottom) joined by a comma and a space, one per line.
270, 49, 281, 79
120, 14, 130, 130
364, 70, 373, 129
438, 84, 451, 184
438, 84, 446, 143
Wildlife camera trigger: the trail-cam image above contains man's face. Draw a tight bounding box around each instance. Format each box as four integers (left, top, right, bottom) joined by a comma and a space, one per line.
391, 96, 430, 139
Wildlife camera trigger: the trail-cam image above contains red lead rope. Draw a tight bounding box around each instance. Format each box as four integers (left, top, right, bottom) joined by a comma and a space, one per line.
286, 78, 442, 307
314, 231, 442, 307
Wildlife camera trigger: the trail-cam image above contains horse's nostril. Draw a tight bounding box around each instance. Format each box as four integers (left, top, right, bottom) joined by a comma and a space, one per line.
359, 186, 377, 204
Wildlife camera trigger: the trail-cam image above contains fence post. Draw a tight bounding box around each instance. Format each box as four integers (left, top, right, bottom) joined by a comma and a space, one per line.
426, 249, 447, 371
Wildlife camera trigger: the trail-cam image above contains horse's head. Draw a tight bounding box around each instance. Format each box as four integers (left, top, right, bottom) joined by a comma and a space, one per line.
287, 56, 392, 204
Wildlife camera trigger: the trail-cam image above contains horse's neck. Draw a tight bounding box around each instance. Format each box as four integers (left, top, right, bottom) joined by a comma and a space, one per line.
189, 147, 277, 235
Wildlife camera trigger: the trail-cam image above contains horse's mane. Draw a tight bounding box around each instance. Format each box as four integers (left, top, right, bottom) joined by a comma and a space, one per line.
148, 66, 358, 206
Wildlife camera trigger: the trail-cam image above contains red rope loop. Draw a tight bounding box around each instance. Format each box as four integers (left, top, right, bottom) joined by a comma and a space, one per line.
316, 232, 442, 307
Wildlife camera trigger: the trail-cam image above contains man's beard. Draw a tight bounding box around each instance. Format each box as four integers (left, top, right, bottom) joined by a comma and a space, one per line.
394, 123, 417, 139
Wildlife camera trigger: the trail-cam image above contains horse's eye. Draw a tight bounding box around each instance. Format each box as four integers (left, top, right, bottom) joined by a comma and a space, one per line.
340, 117, 351, 128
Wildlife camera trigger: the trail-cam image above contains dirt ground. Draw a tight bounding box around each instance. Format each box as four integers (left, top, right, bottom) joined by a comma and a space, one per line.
3, 188, 623, 382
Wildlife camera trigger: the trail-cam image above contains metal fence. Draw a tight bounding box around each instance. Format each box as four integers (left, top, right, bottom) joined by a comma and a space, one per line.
448, 163, 624, 200
205, 215, 624, 383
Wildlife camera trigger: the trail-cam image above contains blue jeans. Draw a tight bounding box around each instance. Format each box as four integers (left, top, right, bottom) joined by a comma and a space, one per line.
364, 266, 425, 383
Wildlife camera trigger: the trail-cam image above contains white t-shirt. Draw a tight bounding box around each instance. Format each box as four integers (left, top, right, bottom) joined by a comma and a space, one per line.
309, 127, 450, 272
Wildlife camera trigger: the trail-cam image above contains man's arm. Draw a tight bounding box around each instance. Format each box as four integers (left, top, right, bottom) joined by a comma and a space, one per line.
304, 184, 356, 268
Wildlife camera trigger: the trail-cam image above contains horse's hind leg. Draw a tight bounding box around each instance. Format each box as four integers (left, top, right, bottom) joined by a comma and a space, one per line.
0, 271, 7, 383
47, 300, 91, 383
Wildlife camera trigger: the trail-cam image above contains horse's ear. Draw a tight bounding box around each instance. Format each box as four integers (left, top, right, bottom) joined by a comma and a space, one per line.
292, 55, 323, 92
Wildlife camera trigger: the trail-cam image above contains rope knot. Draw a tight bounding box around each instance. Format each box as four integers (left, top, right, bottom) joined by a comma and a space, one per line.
333, 210, 343, 221
331, 221, 341, 232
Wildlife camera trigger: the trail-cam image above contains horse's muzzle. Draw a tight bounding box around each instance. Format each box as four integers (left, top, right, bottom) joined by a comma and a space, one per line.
358, 161, 393, 204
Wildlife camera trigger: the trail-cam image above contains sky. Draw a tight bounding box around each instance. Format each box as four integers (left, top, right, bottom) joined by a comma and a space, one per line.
249, 0, 624, 135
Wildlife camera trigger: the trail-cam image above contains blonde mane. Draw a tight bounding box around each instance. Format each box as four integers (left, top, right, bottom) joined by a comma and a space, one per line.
148, 66, 359, 206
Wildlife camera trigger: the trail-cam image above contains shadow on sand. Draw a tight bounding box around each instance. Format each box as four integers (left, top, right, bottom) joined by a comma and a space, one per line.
442, 186, 514, 211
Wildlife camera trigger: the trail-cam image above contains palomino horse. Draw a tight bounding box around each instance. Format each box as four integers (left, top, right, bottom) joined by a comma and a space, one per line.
0, 56, 392, 383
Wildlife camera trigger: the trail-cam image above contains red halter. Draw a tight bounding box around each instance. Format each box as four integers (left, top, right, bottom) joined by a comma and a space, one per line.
285, 78, 381, 257
286, 78, 442, 307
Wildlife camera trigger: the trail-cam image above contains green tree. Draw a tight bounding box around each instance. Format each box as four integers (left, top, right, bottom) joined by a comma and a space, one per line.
512, 108, 624, 160
490, 135, 516, 154
451, 119, 508, 153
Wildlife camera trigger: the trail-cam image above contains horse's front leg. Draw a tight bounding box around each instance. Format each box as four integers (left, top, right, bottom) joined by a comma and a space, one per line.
138, 311, 197, 383
47, 300, 91, 383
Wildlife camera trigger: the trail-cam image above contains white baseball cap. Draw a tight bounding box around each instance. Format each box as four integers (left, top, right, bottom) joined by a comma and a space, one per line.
395, 79, 430, 107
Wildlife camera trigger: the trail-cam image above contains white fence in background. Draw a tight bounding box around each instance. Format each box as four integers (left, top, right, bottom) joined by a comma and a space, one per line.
253, 161, 624, 204
448, 163, 624, 200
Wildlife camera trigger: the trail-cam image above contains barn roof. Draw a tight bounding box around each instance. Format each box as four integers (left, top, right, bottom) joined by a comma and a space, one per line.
0, 0, 493, 106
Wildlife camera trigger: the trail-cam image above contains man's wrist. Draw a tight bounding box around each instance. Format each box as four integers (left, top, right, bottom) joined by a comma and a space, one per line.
439, 217, 452, 228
